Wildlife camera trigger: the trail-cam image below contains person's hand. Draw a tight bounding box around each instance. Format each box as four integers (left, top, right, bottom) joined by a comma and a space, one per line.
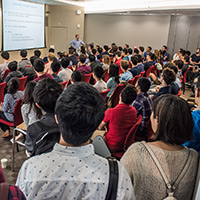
156, 86, 160, 93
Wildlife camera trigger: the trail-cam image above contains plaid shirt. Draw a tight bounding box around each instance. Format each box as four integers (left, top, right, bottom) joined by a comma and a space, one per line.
132, 92, 152, 133
8, 185, 26, 200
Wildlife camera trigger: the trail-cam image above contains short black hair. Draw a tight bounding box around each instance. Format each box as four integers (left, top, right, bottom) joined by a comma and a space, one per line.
135, 54, 142, 63
118, 46, 122, 51
185, 50, 191, 56
125, 44, 129, 48
131, 56, 138, 65
89, 54, 95, 62
30, 56, 38, 66
184, 55, 189, 63
121, 85, 137, 105
8, 61, 18, 71
69, 48, 74, 55
152, 94, 193, 145
60, 57, 70, 69
116, 51, 121, 57
7, 77, 20, 94
97, 47, 103, 54
122, 48, 128, 55
163, 63, 177, 74
163, 45, 167, 50
33, 78, 63, 113
79, 54, 86, 63
128, 48, 133, 55
93, 66, 104, 79
92, 49, 97, 55
134, 48, 139, 54
138, 78, 151, 93
49, 48, 55, 53
33, 58, 45, 73
139, 46, 144, 52
34, 50, 41, 58
121, 60, 129, 70
89, 44, 94, 50
71, 71, 82, 82
1, 51, 10, 60
148, 52, 156, 61
174, 60, 184, 70
51, 61, 61, 73
103, 45, 109, 51
55, 82, 105, 146
162, 68, 176, 85
20, 50, 27, 57
148, 46, 152, 51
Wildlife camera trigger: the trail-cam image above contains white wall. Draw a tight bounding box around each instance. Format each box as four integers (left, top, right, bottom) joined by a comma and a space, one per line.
84, 14, 170, 49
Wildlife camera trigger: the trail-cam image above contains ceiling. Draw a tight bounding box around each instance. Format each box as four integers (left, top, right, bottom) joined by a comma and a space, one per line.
23, 0, 200, 15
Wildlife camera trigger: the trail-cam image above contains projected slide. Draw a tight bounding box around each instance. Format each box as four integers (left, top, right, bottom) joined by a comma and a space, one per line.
2, 0, 45, 51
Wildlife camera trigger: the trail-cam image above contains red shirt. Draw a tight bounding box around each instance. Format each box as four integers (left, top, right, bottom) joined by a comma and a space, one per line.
115, 58, 123, 74
104, 103, 137, 151
34, 73, 53, 82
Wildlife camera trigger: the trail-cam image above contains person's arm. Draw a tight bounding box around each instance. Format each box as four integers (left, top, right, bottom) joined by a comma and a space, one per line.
2, 94, 10, 112
98, 109, 111, 130
107, 78, 113, 89
25, 124, 35, 153
21, 104, 29, 128
98, 121, 106, 130
80, 40, 84, 45
132, 99, 142, 115
69, 40, 73, 46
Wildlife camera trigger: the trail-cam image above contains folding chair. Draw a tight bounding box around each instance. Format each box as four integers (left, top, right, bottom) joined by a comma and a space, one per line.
3, 69, 11, 80
0, 82, 6, 103
60, 80, 68, 89
140, 71, 145, 77
177, 91, 182, 97
146, 65, 155, 77
111, 84, 126, 108
181, 67, 191, 94
82, 73, 92, 83
100, 89, 110, 101
128, 77, 135, 85
104, 69, 109, 83
18, 76, 27, 91
132, 75, 141, 86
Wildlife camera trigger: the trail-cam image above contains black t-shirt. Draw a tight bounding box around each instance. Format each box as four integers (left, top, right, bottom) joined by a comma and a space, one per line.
191, 54, 200, 63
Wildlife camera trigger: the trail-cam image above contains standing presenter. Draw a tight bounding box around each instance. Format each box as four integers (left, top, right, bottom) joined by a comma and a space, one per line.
69, 34, 84, 50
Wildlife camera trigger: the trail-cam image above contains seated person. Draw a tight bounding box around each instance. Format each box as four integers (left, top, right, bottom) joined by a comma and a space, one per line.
135, 54, 144, 73
174, 60, 184, 80
144, 52, 156, 76
102, 54, 110, 71
127, 48, 133, 61
122, 48, 129, 61
58, 57, 73, 82
0, 51, 9, 80
18, 50, 31, 73
121, 94, 198, 200
68, 47, 79, 66
190, 48, 200, 66
71, 71, 82, 84
50, 62, 63, 83
114, 52, 122, 72
16, 82, 134, 200
89, 54, 100, 72
129, 56, 140, 77
99, 85, 137, 152
182, 55, 190, 76
0, 78, 24, 138
93, 66, 107, 93
33, 58, 53, 82
184, 77, 200, 152
25, 78, 63, 154
77, 54, 91, 75
120, 60, 133, 82
152, 68, 176, 101
133, 78, 152, 141
97, 47, 103, 60
44, 52, 56, 74
34, 49, 41, 58
43, 48, 57, 63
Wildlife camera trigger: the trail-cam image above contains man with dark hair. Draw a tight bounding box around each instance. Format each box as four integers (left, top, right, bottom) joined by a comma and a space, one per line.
144, 52, 156, 76
182, 55, 190, 78
71, 71, 82, 84
17, 83, 134, 200
0, 51, 10, 79
160, 45, 169, 61
58, 57, 73, 82
43, 48, 57, 63
99, 85, 137, 153
129, 56, 140, 77
102, 45, 109, 56
133, 77, 152, 141
135, 54, 144, 72
68, 48, 79, 66
190, 48, 200, 66
174, 59, 184, 80
18, 50, 31, 73
114, 51, 122, 73
89, 54, 100, 72
120, 60, 133, 82
124, 44, 129, 49
93, 66, 107, 92
69, 34, 84, 49
127, 48, 133, 61
144, 46, 152, 60
133, 48, 139, 55
34, 50, 41, 58
77, 54, 91, 75
138, 46, 144, 57
122, 48, 129, 61
33, 58, 53, 82
24, 78, 63, 154
50, 62, 63, 83
97, 47, 103, 60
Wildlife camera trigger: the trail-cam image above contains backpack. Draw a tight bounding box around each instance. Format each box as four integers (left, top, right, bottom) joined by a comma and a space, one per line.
31, 121, 60, 157
142, 141, 192, 200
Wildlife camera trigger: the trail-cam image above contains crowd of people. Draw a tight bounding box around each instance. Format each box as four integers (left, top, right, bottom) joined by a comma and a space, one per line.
0, 36, 200, 199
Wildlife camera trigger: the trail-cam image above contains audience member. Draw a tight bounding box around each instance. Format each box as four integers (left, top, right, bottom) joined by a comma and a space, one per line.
102, 54, 110, 71
135, 54, 144, 72
43, 48, 56, 63
17, 82, 134, 200
173, 48, 182, 60
0, 51, 10, 79
133, 78, 152, 140
18, 50, 31, 73
89, 54, 100, 72
102, 45, 110, 56
138, 46, 144, 58
50, 62, 63, 83
144, 46, 152, 60
58, 57, 72, 82
144, 52, 156, 76
34, 50, 41, 58
120, 60, 133, 82
122, 48, 129, 61
133, 48, 139, 56
129, 56, 140, 77
77, 54, 91, 75
160, 45, 169, 61
71, 71, 82, 84
25, 78, 62, 154
68, 48, 79, 66
190, 48, 200, 66
33, 58, 53, 82
127, 48, 133, 61
97, 47, 103, 60
93, 66, 107, 93
121, 94, 198, 200
0, 77, 24, 138
124, 44, 129, 49
44, 52, 56, 73
174, 59, 184, 80
99, 85, 137, 153
115, 52, 122, 71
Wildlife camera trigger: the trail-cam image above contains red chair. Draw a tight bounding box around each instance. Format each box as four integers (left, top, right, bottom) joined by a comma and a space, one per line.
26, 65, 32, 68
146, 65, 154, 77
177, 91, 182, 97
112, 115, 142, 159
128, 77, 135, 85
56, 68, 61, 75
111, 84, 126, 108
104, 69, 109, 83
60, 80, 68, 89
181, 66, 191, 94
140, 71, 145, 77
82, 73, 92, 83
66, 79, 72, 87
3, 69, 11, 80
132, 75, 141, 86
0, 82, 6, 103
18, 77, 27, 91
100, 89, 110, 101
100, 59, 103, 63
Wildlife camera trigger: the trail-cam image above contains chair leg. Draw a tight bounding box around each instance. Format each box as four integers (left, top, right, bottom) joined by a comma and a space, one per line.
16, 143, 19, 152
12, 129, 16, 171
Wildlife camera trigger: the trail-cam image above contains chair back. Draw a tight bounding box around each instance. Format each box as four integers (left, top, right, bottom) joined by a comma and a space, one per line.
100, 89, 110, 101
14, 99, 23, 127
18, 77, 27, 91
26, 65, 32, 68
104, 69, 109, 83
140, 71, 145, 77
128, 77, 135, 85
82, 73, 92, 83
60, 80, 68, 89
132, 75, 141, 86
183, 67, 191, 82
146, 65, 154, 77
124, 115, 142, 150
112, 84, 126, 107
177, 91, 182, 97
0, 82, 6, 102
66, 79, 72, 87
3, 69, 11, 80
